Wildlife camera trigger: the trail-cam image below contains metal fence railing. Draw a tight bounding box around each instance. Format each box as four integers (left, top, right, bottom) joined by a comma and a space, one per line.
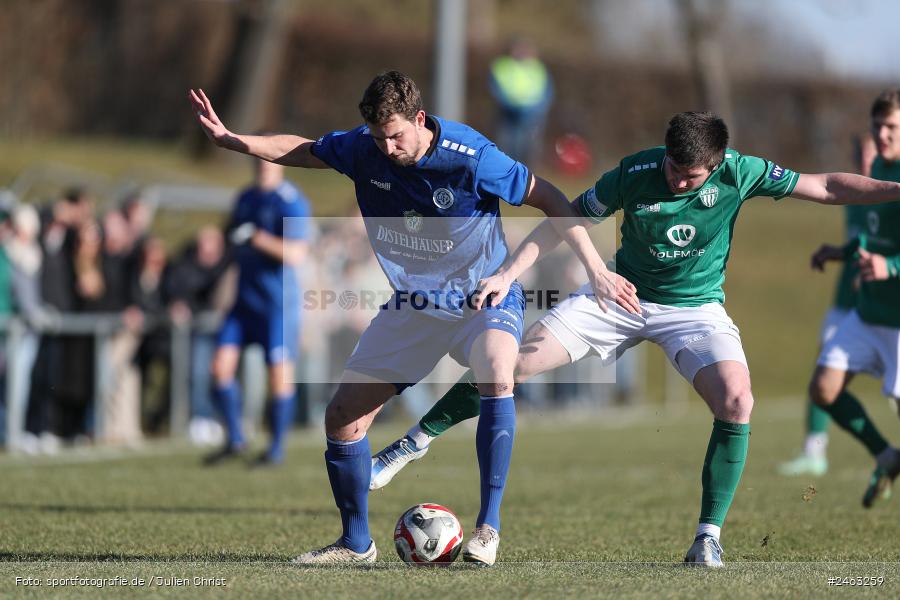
1, 312, 225, 451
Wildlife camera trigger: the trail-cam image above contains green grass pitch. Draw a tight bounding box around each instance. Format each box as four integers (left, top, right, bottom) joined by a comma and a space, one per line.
0, 401, 898, 598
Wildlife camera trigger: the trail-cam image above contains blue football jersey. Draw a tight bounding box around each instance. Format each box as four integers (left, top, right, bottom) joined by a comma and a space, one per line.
311, 116, 529, 319
229, 180, 310, 313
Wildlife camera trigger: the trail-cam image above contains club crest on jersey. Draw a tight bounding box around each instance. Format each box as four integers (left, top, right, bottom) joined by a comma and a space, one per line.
868, 211, 880, 234
666, 224, 696, 247
699, 185, 719, 208
432, 187, 455, 210
404, 210, 424, 233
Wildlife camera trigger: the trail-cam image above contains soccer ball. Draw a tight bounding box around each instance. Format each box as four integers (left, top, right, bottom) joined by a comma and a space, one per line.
394, 503, 463, 565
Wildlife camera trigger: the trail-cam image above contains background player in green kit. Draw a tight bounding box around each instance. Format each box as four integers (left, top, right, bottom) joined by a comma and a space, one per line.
777, 136, 874, 478
808, 89, 900, 508
371, 111, 900, 566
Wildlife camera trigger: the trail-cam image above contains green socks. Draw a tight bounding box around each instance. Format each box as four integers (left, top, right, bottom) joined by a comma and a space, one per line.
806, 400, 831, 435
699, 420, 750, 527
820, 390, 889, 457
418, 370, 482, 437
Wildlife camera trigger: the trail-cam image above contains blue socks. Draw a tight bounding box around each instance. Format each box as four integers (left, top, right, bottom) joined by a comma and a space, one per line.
267, 392, 295, 462
213, 381, 244, 448
475, 395, 516, 531
325, 436, 372, 552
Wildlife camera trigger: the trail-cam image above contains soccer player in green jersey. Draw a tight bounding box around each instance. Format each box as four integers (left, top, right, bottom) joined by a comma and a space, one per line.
808, 89, 900, 508
370, 110, 900, 566
777, 136, 875, 478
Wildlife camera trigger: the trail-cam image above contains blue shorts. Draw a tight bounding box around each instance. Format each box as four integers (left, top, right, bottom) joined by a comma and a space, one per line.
216, 305, 299, 365
345, 282, 526, 392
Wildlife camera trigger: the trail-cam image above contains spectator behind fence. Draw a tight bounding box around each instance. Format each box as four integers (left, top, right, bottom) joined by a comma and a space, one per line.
130, 237, 173, 434
0, 204, 12, 446
47, 218, 105, 443
122, 192, 154, 249
95, 210, 143, 445
26, 189, 94, 449
489, 37, 553, 164
167, 225, 231, 445
4, 204, 52, 452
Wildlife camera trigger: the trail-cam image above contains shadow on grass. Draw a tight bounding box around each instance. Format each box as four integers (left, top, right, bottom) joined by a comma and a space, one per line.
0, 551, 287, 563
0, 503, 330, 517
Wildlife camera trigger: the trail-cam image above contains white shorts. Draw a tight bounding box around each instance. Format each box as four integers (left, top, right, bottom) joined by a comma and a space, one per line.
819, 307, 852, 345
540, 283, 747, 384
817, 310, 900, 398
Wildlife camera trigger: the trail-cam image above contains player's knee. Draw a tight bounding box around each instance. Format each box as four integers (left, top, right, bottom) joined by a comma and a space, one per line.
323, 387, 367, 438
717, 383, 754, 423
269, 367, 295, 397
473, 359, 514, 395
324, 398, 350, 437
211, 358, 234, 386
808, 373, 840, 407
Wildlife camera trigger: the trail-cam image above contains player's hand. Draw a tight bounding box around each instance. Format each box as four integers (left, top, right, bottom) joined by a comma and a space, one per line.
472, 271, 513, 310
810, 244, 845, 271
168, 300, 192, 327
230, 222, 257, 245
189, 88, 233, 147
857, 248, 889, 281
588, 267, 640, 314
122, 306, 145, 332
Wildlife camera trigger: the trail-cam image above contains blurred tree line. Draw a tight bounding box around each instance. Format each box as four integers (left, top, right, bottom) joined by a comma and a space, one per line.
0, 0, 885, 172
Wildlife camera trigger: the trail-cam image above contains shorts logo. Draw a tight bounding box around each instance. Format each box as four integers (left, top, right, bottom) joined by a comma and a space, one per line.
666, 224, 696, 247
867, 210, 879, 234
699, 185, 719, 208
404, 210, 424, 233
768, 164, 785, 181
432, 187, 455, 209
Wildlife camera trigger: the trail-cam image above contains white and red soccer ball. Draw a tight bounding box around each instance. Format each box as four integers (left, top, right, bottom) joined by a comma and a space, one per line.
394, 503, 463, 565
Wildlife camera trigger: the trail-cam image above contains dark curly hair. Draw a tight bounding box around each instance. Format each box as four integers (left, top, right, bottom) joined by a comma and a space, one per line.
359, 70, 423, 125
665, 111, 729, 169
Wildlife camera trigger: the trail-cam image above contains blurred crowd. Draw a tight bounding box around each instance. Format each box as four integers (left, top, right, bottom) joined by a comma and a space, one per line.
0, 188, 232, 452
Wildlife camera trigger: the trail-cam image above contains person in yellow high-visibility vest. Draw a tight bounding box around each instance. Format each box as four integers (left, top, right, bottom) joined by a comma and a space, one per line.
489, 38, 553, 164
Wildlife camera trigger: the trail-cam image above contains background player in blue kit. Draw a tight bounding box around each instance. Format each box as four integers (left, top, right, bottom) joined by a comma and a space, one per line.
204, 156, 310, 467
190, 71, 631, 565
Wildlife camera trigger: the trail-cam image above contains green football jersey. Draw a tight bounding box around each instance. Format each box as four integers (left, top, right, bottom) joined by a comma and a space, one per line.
832, 205, 866, 310
576, 147, 798, 307
855, 156, 900, 328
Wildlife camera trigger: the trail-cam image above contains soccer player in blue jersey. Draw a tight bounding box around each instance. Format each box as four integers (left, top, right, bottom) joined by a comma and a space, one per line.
203, 156, 311, 467
190, 71, 631, 565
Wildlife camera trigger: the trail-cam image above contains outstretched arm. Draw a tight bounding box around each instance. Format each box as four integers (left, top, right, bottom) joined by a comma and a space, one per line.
791, 172, 900, 205
474, 175, 639, 314
189, 89, 328, 169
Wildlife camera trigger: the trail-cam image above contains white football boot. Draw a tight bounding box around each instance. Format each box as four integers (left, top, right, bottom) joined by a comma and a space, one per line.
291, 539, 376, 565
683, 534, 724, 567
462, 524, 500, 566
370, 436, 428, 490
